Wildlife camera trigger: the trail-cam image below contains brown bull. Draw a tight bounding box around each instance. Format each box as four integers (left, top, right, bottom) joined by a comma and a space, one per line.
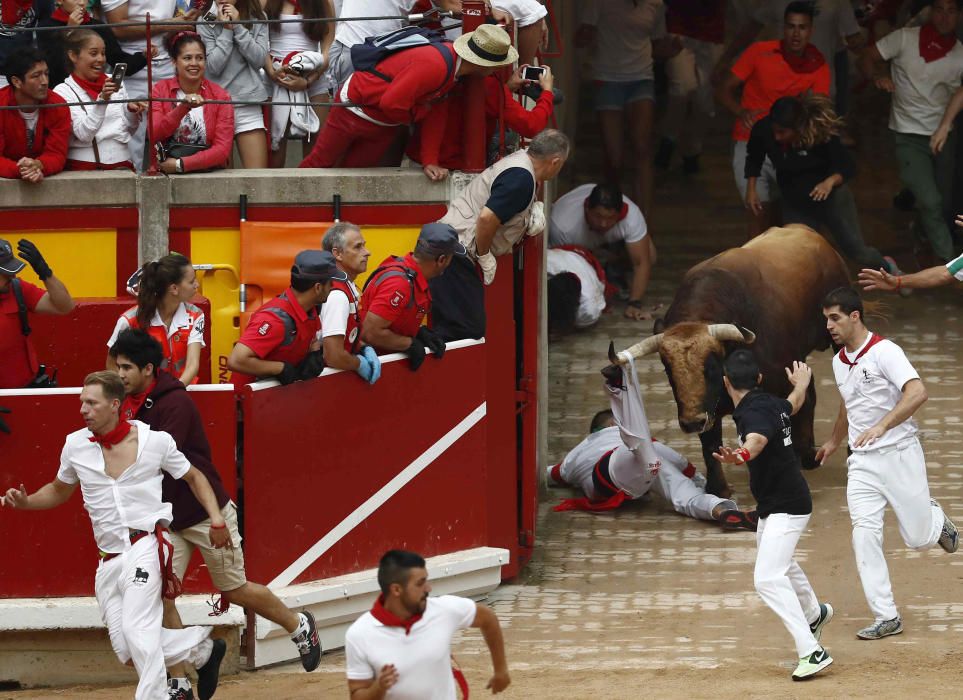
611, 227, 850, 497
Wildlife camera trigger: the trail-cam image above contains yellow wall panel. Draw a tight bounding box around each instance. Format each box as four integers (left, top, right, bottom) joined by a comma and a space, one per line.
1, 230, 117, 297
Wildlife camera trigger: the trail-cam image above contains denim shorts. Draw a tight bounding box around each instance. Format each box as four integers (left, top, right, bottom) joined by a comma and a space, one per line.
593, 79, 655, 111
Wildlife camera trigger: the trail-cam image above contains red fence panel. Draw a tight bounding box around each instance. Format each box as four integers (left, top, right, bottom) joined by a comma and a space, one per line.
239, 342, 489, 588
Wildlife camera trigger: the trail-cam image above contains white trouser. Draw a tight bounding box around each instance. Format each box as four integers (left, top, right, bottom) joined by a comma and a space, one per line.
124, 60, 173, 171
607, 356, 663, 498
754, 513, 821, 658
95, 534, 211, 700
847, 437, 944, 621
650, 454, 733, 521
661, 36, 722, 156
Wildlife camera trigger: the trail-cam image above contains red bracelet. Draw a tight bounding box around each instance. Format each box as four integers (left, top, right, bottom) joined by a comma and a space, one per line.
210, 522, 226, 529
735, 447, 751, 464
896, 275, 902, 290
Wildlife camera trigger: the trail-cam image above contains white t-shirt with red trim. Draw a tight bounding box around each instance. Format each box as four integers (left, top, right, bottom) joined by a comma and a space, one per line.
549, 183, 647, 250
345, 594, 477, 700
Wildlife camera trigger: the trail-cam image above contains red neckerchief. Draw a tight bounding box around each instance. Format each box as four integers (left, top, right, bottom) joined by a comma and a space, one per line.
71, 72, 107, 100
1, 0, 33, 26
919, 23, 958, 63
51, 7, 92, 24
121, 379, 157, 421
838, 333, 884, 368
370, 594, 424, 635
778, 42, 826, 74
291, 0, 302, 14
88, 420, 133, 449
553, 244, 618, 301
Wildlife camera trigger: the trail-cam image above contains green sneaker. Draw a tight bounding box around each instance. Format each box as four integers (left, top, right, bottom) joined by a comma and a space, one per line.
809, 602, 834, 641
792, 647, 833, 681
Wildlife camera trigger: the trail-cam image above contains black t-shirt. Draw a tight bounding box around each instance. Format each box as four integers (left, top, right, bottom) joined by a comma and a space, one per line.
731, 389, 812, 518
485, 167, 535, 222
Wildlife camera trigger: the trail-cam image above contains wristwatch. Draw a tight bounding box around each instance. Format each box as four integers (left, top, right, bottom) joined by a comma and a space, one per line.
175, 158, 184, 174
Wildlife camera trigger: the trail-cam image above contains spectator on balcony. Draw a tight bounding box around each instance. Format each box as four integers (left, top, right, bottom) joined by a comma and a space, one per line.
38, 0, 149, 89
151, 31, 235, 175
109, 329, 323, 696
0, 47, 70, 181
360, 223, 461, 372
320, 221, 381, 384
106, 253, 205, 386
406, 63, 555, 172
431, 128, 569, 342
198, 0, 269, 168
0, 237, 74, 389
299, 23, 516, 173
0, 0, 52, 90
263, 0, 334, 167
229, 250, 344, 386
53, 29, 145, 171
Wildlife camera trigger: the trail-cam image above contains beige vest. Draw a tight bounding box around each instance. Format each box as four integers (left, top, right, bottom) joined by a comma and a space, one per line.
439, 150, 537, 258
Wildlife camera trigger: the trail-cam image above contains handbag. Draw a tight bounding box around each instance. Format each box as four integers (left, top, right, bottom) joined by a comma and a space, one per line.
157, 141, 210, 161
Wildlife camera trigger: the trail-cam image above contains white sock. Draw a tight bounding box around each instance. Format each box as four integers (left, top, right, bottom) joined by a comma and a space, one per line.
290, 612, 309, 639
189, 637, 214, 668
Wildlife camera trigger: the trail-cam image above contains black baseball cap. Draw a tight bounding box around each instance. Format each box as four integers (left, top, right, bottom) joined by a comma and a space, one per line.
0, 239, 26, 275
292, 250, 347, 282
415, 223, 467, 258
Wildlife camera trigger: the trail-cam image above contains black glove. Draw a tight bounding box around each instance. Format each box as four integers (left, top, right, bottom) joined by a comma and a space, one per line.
277, 362, 299, 385
416, 327, 446, 359
297, 350, 326, 380
17, 239, 52, 281
0, 405, 10, 435
406, 338, 426, 371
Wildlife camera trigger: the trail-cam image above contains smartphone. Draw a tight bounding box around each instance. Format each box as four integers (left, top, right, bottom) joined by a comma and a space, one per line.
111, 63, 127, 88
523, 65, 545, 81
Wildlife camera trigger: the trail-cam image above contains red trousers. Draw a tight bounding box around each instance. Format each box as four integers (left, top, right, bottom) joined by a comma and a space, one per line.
299, 105, 401, 168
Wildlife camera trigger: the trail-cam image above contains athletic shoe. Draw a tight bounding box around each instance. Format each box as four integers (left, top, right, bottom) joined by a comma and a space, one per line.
293, 611, 322, 672
719, 509, 758, 532
196, 637, 225, 700
882, 256, 912, 297
809, 602, 834, 641
168, 683, 195, 700
791, 646, 833, 681
935, 501, 959, 553
856, 616, 902, 640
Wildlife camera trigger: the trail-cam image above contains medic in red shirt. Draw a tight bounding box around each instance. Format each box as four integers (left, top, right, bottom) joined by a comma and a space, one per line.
360, 223, 466, 371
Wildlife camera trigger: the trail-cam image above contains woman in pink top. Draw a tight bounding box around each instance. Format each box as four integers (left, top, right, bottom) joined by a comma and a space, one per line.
151, 31, 235, 174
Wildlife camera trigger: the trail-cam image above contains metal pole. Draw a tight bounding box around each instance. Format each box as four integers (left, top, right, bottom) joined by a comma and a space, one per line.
333, 193, 342, 222
145, 12, 158, 175
461, 0, 487, 173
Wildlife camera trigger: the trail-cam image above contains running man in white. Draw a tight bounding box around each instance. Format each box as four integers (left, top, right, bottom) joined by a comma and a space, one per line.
818, 287, 959, 640
1, 371, 230, 700
547, 352, 756, 531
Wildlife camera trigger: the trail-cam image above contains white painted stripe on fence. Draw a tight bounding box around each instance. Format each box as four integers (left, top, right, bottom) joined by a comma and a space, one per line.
267, 401, 488, 589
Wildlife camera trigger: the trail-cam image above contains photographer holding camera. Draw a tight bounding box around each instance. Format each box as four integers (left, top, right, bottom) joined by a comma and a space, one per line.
0, 238, 74, 390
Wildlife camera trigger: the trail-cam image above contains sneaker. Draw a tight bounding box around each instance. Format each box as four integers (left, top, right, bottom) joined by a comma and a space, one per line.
293, 611, 322, 672
168, 682, 195, 700
196, 638, 225, 700
856, 616, 902, 640
935, 500, 959, 553
718, 509, 758, 532
809, 602, 834, 641
882, 256, 912, 297
791, 646, 833, 681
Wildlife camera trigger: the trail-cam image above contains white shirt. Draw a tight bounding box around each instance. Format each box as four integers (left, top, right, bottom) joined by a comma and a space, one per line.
54, 78, 140, 165
106, 302, 206, 349
493, 0, 547, 28
549, 183, 647, 250
320, 280, 361, 340
753, 0, 859, 60
947, 251, 963, 280
876, 27, 963, 135
545, 248, 606, 329
335, 0, 420, 49
579, 0, 666, 81
559, 428, 688, 500
831, 334, 921, 452
56, 421, 191, 553
100, 0, 176, 68
345, 594, 477, 700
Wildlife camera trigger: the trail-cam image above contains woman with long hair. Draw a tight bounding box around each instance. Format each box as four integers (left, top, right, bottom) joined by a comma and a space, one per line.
151, 31, 235, 174
53, 28, 146, 171
745, 93, 903, 276
106, 254, 206, 386
198, 0, 270, 167
262, 0, 334, 167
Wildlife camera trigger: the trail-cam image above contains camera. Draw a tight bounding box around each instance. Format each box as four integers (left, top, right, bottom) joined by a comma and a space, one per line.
523, 65, 545, 81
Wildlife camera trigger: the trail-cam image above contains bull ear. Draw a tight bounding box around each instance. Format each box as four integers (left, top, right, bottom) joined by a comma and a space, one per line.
707, 324, 755, 344
653, 317, 665, 334
614, 334, 664, 363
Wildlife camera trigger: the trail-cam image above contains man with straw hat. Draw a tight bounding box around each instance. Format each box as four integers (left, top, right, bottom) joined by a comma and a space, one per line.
300, 23, 517, 175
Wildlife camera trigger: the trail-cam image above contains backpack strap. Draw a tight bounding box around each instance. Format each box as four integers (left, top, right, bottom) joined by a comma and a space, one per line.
362, 257, 418, 309
261, 306, 298, 347
12, 278, 31, 337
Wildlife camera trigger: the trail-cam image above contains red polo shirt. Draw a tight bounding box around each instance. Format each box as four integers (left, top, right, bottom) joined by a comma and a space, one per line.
0, 279, 44, 388
361, 254, 431, 339
230, 287, 320, 386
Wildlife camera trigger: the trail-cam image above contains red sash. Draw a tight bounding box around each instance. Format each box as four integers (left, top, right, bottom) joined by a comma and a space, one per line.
553, 244, 618, 302
553, 449, 629, 512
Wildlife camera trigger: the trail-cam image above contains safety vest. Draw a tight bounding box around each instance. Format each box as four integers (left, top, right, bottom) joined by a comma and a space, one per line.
330, 279, 362, 354
122, 303, 204, 384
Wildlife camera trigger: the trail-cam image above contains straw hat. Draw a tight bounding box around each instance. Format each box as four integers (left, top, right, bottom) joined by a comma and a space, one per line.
454, 24, 518, 67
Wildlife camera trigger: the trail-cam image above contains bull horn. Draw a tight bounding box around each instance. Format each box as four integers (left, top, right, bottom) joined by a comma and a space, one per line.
707, 324, 756, 344
612, 334, 664, 364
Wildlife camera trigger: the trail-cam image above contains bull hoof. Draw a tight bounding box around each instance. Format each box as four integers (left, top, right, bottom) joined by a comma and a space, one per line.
799, 447, 820, 470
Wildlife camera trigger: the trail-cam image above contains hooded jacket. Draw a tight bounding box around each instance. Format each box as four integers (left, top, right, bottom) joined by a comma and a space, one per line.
134, 370, 231, 530
0, 85, 71, 179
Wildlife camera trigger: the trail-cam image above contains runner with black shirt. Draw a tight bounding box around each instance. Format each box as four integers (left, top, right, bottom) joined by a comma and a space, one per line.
714, 349, 834, 681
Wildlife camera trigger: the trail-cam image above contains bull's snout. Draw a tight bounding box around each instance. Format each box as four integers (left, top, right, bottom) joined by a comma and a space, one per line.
679, 415, 708, 433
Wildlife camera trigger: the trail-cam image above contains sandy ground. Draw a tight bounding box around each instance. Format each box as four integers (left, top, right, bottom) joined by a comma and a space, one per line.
8, 86, 963, 700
